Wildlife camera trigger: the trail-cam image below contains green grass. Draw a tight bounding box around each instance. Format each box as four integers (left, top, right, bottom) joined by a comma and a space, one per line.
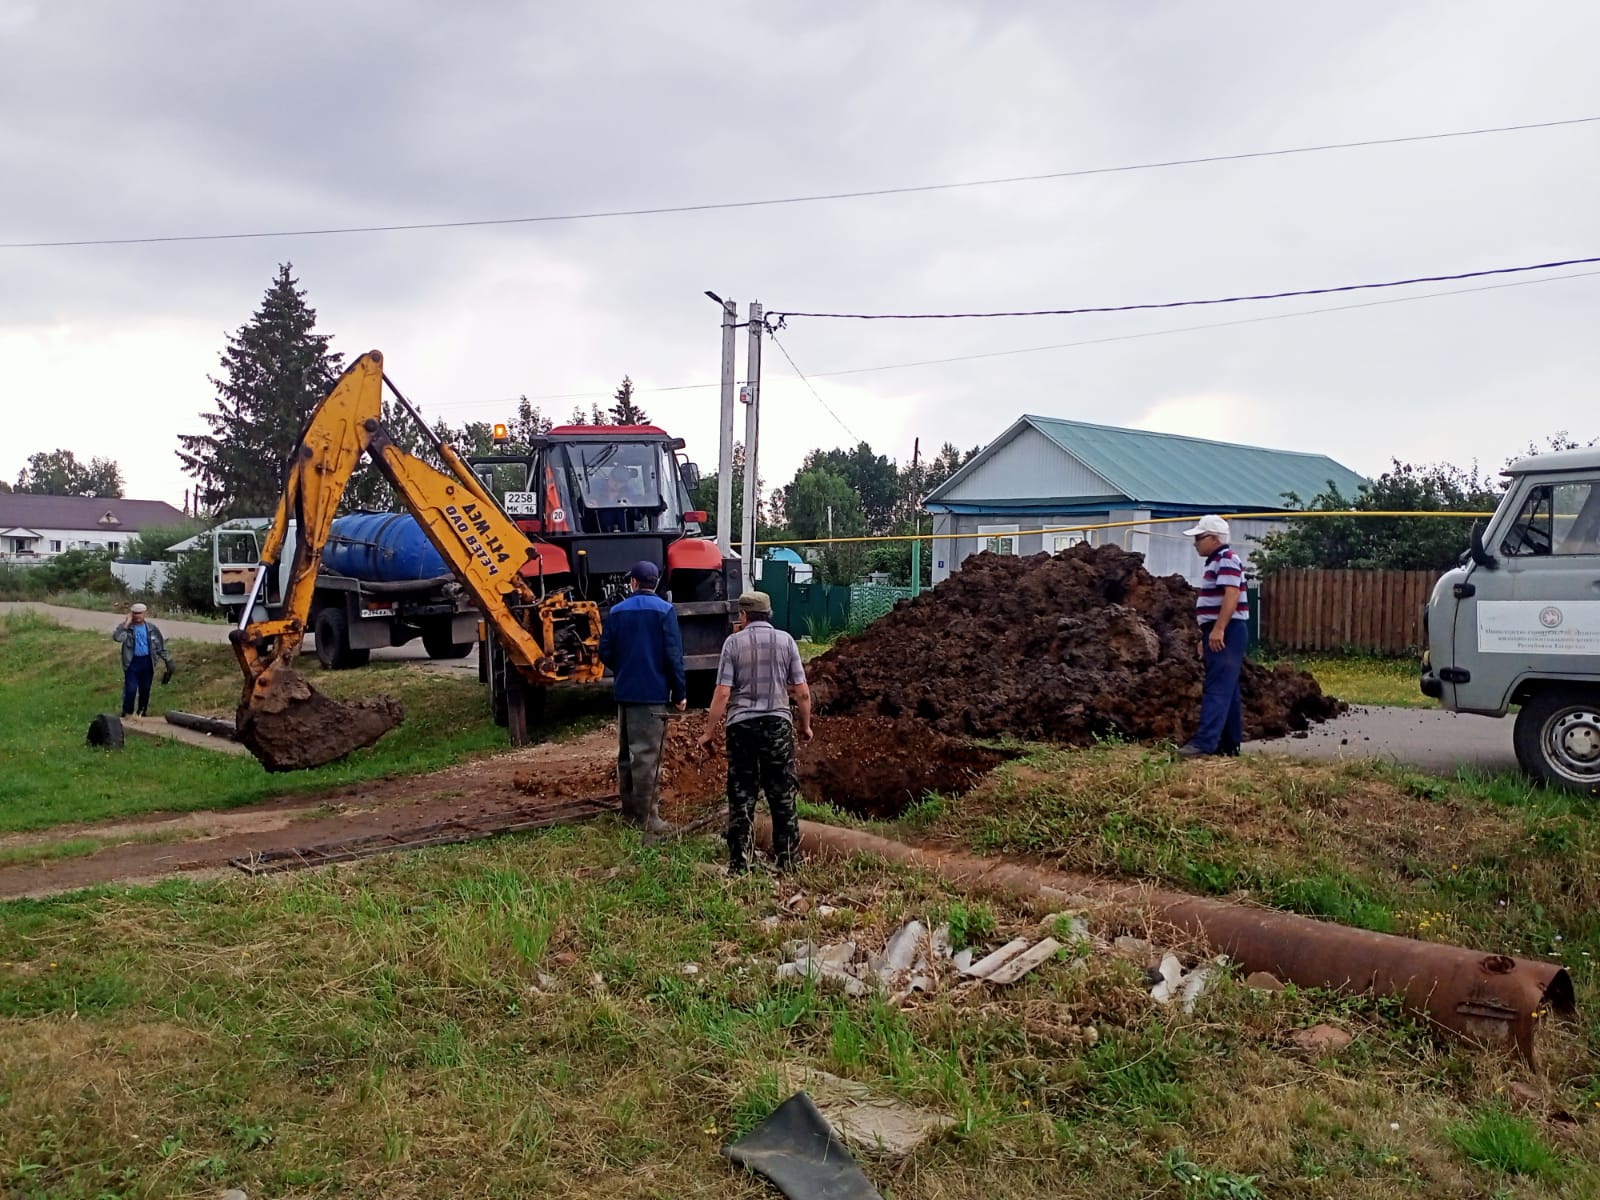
1268, 652, 1434, 708
0, 612, 591, 833
915, 742, 1600, 987
1444, 1108, 1564, 1177
1, 829, 1596, 1198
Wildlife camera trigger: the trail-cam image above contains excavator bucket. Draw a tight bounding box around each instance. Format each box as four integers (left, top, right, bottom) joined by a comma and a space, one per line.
235, 661, 404, 772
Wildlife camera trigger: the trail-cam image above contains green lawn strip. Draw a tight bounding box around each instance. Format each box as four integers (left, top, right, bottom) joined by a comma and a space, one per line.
1263, 651, 1435, 709
2, 830, 1596, 1197
0, 612, 584, 834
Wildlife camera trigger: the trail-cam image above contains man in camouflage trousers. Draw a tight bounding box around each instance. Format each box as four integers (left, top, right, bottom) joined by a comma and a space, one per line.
698, 591, 814, 873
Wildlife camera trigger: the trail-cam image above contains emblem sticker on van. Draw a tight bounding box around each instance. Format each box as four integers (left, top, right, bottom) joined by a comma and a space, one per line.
1479, 601, 1600, 654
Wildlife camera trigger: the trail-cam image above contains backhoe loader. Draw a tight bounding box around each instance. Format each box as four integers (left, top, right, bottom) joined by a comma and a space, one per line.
230, 350, 606, 771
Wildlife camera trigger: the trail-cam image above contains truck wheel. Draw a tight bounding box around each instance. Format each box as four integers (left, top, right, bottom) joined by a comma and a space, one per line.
314, 607, 370, 670
1513, 686, 1600, 796
422, 621, 473, 660
506, 678, 548, 746
686, 669, 717, 708
489, 639, 509, 727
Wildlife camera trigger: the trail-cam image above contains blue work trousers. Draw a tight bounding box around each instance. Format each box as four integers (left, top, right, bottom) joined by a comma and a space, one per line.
122, 655, 154, 717
1193, 621, 1247, 753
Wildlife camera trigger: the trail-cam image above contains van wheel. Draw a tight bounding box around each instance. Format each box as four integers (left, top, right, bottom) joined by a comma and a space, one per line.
314, 607, 370, 670
1513, 686, 1600, 795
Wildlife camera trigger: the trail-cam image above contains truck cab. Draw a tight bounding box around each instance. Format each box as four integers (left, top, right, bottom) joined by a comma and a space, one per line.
1421, 447, 1600, 792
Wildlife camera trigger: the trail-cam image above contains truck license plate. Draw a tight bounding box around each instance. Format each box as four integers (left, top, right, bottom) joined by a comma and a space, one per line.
503, 491, 539, 515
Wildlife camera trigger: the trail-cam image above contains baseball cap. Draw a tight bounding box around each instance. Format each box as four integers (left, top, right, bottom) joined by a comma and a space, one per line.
737, 590, 772, 613
130, 603, 148, 614
628, 560, 661, 586
1182, 515, 1230, 539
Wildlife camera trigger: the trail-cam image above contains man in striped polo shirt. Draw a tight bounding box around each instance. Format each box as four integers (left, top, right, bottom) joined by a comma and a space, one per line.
698, 591, 814, 873
1179, 515, 1250, 758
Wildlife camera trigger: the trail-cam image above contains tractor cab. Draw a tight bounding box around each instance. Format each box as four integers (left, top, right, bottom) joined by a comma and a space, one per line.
468, 426, 738, 688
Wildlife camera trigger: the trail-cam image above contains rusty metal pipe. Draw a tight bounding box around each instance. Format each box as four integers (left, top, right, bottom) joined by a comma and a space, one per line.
756, 818, 1575, 1061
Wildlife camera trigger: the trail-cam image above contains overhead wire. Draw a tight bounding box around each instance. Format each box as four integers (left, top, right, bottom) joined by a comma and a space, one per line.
4, 115, 1598, 249
765, 332, 859, 442
767, 254, 1600, 322
418, 262, 1600, 413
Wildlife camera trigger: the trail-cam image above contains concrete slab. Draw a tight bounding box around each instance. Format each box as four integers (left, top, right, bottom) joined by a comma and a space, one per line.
1249, 705, 1518, 776
120, 715, 252, 756
777, 1065, 955, 1158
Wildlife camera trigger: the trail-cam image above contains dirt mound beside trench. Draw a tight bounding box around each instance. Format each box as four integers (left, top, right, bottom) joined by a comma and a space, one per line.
516, 713, 1011, 821
807, 544, 1340, 746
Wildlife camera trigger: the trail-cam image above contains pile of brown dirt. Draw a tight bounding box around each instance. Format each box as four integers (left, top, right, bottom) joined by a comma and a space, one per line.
652, 713, 1011, 821
807, 544, 1340, 746
236, 667, 404, 772
794, 714, 1013, 817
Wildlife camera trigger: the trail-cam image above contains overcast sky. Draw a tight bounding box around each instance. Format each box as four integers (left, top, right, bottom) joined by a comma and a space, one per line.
2, 1, 1597, 507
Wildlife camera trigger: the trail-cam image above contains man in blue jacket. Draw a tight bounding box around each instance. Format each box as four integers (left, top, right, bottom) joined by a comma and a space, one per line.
597, 561, 686, 833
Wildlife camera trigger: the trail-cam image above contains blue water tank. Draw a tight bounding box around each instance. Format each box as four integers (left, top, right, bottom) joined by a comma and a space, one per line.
324, 513, 449, 584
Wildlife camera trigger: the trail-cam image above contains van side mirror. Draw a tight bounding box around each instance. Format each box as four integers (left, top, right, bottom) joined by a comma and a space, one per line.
1469, 520, 1498, 570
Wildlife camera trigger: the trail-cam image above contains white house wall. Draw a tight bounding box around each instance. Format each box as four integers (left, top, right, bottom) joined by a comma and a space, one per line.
932, 511, 1114, 582
1106, 516, 1279, 583
933, 512, 1282, 586
0, 526, 136, 561
934, 427, 1114, 503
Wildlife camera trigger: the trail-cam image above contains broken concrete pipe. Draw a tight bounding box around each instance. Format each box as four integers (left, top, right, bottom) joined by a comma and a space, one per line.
754, 818, 1575, 1062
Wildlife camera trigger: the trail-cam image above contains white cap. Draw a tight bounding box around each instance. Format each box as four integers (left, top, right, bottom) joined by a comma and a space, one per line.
1182, 515, 1230, 539
129, 603, 148, 614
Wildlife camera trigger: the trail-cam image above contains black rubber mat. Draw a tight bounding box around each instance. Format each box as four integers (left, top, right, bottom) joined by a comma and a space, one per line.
722, 1092, 881, 1200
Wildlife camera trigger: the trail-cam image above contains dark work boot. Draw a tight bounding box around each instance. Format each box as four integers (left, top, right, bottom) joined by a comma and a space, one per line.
1176, 742, 1208, 758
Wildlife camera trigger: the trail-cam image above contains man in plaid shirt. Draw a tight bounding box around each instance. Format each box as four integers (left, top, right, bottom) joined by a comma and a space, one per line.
1179, 515, 1249, 758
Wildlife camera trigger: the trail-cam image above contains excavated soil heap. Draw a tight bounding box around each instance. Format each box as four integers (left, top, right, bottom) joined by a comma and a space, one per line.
807, 544, 1340, 745
517, 713, 1010, 821
236, 667, 405, 772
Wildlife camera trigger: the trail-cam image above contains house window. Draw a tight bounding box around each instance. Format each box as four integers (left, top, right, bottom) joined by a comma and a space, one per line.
978, 524, 1019, 556
49, 540, 62, 553
105, 541, 121, 555
1052, 531, 1092, 552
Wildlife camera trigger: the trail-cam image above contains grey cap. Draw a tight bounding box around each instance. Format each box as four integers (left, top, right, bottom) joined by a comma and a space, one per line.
737, 590, 772, 613
129, 603, 148, 614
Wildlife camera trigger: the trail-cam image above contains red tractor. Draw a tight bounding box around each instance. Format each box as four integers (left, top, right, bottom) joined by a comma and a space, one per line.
468, 424, 741, 724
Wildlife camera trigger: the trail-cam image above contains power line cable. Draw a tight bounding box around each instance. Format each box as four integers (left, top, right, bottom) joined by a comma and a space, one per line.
5, 115, 1597, 250
768, 254, 1600, 322
419, 263, 1600, 413
766, 332, 859, 442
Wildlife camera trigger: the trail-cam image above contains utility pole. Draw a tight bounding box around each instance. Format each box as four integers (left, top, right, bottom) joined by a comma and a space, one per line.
741, 300, 763, 590
910, 437, 922, 597
706, 291, 738, 555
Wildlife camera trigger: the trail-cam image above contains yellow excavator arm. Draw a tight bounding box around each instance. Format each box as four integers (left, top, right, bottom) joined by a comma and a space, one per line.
230, 349, 601, 771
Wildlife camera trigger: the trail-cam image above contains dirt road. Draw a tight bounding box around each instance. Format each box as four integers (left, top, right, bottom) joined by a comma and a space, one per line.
1249, 705, 1519, 775
0, 729, 621, 899
0, 601, 479, 674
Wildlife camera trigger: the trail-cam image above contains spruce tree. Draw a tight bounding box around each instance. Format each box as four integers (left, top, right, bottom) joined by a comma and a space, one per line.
608, 375, 649, 425
176, 264, 344, 517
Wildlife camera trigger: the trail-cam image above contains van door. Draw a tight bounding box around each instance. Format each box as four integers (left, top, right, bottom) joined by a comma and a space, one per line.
1473, 475, 1600, 705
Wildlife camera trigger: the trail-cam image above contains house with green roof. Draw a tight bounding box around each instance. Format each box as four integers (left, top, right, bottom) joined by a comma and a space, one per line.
923, 416, 1366, 583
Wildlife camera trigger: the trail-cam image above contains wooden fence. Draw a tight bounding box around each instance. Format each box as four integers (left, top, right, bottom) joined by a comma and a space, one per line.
1258, 569, 1437, 654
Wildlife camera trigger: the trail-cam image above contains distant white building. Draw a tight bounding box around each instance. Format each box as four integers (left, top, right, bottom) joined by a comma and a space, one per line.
0, 494, 185, 563
924, 416, 1367, 585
